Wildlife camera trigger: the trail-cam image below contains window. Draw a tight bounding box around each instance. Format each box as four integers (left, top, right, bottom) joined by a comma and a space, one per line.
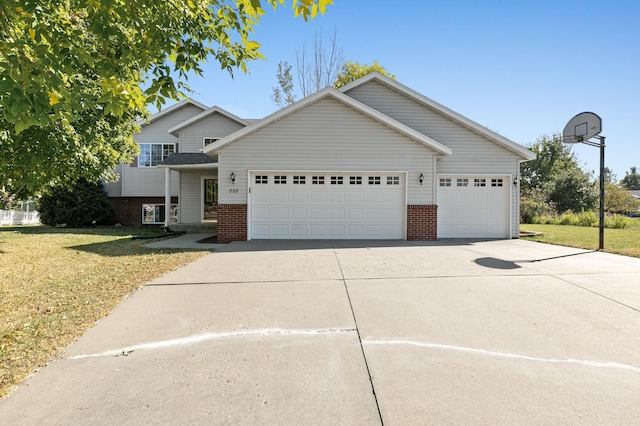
142, 204, 178, 224
457, 178, 469, 187
350, 176, 362, 185
293, 176, 306, 184
312, 176, 325, 185
474, 178, 486, 187
491, 178, 504, 187
331, 176, 344, 185
274, 175, 287, 184
255, 175, 268, 184
439, 178, 452, 187
203, 137, 219, 147
368, 176, 381, 185
138, 143, 175, 167
387, 176, 400, 185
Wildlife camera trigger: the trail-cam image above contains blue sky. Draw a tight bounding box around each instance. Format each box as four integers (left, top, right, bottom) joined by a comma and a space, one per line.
179, 0, 639, 179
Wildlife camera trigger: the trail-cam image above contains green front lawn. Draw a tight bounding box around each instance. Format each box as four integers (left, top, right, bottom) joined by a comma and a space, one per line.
0, 226, 209, 398
521, 218, 640, 258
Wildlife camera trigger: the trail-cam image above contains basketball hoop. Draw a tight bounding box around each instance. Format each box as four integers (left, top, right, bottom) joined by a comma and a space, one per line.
562, 111, 605, 250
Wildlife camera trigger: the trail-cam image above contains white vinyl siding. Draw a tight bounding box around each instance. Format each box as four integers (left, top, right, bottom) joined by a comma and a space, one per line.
178, 174, 205, 223
216, 98, 437, 206
178, 113, 245, 153
344, 81, 522, 238
123, 103, 203, 197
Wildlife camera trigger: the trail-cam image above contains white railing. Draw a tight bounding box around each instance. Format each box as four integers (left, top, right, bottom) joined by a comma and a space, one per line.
0, 210, 40, 226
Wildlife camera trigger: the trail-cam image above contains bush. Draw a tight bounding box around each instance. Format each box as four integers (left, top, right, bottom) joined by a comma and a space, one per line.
559, 212, 579, 226
520, 197, 552, 224
605, 214, 633, 229
576, 210, 598, 227
39, 179, 115, 227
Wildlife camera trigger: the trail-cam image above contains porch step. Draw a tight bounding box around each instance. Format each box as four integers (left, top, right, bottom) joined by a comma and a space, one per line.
168, 223, 217, 233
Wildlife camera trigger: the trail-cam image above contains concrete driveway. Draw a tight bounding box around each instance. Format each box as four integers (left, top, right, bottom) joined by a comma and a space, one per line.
2, 239, 640, 425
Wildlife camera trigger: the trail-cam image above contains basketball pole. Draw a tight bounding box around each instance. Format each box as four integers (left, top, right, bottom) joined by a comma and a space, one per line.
598, 135, 605, 251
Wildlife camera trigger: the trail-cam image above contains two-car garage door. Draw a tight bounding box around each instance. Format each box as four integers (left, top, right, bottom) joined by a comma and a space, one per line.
250, 172, 405, 239
437, 175, 510, 238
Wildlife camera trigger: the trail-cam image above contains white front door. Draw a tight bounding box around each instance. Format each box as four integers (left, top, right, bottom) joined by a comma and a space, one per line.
250, 172, 405, 239
437, 175, 510, 238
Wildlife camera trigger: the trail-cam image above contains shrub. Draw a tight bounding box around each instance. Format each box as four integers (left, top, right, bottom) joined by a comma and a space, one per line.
559, 212, 579, 226
520, 197, 553, 224
576, 210, 598, 227
39, 179, 115, 227
605, 214, 633, 229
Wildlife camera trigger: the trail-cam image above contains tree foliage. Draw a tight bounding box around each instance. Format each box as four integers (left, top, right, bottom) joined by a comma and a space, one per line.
333, 60, 395, 89
39, 179, 115, 227
1, 0, 332, 130
0, 0, 331, 204
605, 182, 640, 214
520, 134, 598, 218
271, 61, 297, 108
621, 166, 640, 190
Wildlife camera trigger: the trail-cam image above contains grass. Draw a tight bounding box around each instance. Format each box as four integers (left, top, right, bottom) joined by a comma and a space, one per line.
521, 218, 640, 258
0, 226, 210, 398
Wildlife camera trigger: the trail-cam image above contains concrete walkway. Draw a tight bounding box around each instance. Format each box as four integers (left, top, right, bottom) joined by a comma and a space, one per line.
2, 239, 640, 424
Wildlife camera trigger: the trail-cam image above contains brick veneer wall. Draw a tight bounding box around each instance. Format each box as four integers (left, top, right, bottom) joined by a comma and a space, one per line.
216, 204, 247, 243
407, 205, 437, 241
109, 197, 178, 226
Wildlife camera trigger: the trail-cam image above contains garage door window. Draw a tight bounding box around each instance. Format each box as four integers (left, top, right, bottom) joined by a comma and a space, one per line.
255, 175, 268, 184
350, 176, 363, 185
439, 178, 452, 187
457, 178, 469, 187
387, 176, 400, 185
474, 178, 486, 187
312, 176, 325, 185
491, 178, 504, 187
331, 176, 344, 185
274, 175, 287, 184
293, 175, 306, 184
368, 176, 381, 185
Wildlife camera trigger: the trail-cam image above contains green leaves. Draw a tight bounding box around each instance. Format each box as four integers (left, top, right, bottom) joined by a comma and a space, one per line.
0, 0, 331, 202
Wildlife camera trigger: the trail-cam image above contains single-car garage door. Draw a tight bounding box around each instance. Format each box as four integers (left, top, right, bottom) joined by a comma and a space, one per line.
437, 175, 510, 238
250, 172, 405, 239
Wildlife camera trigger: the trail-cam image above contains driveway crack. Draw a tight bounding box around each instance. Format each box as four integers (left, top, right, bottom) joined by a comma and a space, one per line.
331, 241, 384, 425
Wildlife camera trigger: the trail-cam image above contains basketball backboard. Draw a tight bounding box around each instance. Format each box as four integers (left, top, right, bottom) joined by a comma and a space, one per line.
562, 112, 602, 144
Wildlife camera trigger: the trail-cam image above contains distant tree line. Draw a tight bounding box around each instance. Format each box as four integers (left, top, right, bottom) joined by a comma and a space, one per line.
520, 134, 640, 222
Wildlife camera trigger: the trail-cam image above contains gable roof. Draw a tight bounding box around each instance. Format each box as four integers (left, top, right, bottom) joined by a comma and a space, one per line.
168, 106, 250, 136
137, 98, 209, 127
204, 87, 453, 157
339, 72, 536, 161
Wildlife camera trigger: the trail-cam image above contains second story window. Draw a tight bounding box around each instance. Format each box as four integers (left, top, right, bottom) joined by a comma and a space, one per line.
138, 143, 175, 167
203, 137, 219, 147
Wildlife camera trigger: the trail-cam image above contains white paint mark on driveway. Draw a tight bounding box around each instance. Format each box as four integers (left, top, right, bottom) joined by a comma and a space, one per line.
68, 328, 356, 360
364, 339, 640, 374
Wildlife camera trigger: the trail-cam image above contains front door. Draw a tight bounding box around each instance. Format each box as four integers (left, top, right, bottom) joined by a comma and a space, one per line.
204, 179, 218, 220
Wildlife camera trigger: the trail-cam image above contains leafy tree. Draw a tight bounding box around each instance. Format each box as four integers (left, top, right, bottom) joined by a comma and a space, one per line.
271, 61, 297, 108
621, 166, 640, 190
39, 180, 115, 227
520, 133, 597, 217
333, 60, 395, 89
1, 0, 331, 131
0, 0, 331, 204
605, 182, 640, 213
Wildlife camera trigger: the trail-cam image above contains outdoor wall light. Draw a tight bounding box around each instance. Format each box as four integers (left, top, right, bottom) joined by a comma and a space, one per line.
513, 177, 518, 187
230, 172, 236, 185
419, 173, 424, 185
